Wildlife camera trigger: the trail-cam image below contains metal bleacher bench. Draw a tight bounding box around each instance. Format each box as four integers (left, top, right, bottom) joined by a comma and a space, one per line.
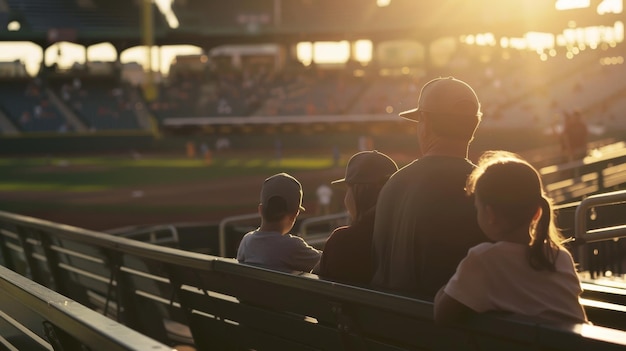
0, 265, 171, 351
1, 208, 626, 350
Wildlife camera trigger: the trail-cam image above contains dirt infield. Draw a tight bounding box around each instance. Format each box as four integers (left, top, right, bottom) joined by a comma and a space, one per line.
6, 166, 349, 231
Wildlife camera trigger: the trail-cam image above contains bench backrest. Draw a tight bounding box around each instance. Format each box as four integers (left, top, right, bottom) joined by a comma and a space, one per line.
0, 265, 171, 351
1, 210, 626, 350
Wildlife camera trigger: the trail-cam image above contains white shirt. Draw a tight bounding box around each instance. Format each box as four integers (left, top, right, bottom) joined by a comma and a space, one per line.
444, 241, 587, 324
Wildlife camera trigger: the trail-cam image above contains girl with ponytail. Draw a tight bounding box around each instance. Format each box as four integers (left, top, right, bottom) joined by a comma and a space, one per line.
434, 151, 588, 325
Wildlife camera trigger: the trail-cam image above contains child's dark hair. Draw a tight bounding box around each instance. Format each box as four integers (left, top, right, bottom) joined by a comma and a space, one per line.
466, 151, 565, 271
261, 196, 293, 222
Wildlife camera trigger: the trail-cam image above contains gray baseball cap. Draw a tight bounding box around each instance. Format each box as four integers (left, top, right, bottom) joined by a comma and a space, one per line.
261, 173, 306, 212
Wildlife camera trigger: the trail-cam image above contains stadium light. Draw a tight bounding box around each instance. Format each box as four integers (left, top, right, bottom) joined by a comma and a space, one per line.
7, 21, 20, 31
556, 0, 591, 11
597, 0, 623, 15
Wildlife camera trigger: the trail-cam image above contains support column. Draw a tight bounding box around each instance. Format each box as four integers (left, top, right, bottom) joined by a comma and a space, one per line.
142, 0, 156, 101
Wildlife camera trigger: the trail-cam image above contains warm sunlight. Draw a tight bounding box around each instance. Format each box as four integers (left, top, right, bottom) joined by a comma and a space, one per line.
1, 0, 623, 77
154, 0, 179, 28
556, 0, 591, 11
297, 40, 372, 66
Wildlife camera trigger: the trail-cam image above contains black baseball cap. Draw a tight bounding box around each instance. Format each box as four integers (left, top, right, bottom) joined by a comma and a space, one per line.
332, 150, 398, 185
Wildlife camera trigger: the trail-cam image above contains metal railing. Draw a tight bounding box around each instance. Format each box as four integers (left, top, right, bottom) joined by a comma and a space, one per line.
218, 213, 260, 257
108, 224, 180, 247
0, 265, 171, 351
575, 189, 626, 244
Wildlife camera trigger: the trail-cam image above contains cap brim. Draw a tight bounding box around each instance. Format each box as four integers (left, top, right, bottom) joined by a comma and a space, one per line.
398, 108, 420, 122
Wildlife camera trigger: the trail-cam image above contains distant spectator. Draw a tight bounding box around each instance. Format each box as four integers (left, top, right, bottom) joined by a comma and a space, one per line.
237, 173, 321, 272
315, 151, 398, 285
215, 137, 231, 151
434, 151, 588, 325
315, 184, 333, 216
560, 110, 588, 162
186, 141, 196, 158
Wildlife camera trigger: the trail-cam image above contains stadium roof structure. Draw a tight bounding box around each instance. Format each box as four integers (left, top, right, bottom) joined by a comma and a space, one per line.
0, 0, 169, 49
0, 0, 622, 50
163, 0, 623, 48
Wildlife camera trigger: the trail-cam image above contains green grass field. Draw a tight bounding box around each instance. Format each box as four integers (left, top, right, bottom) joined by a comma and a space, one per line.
0, 154, 338, 191
0, 151, 357, 230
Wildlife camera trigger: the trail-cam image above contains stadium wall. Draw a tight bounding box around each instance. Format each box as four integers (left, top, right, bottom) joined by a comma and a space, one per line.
1, 126, 624, 157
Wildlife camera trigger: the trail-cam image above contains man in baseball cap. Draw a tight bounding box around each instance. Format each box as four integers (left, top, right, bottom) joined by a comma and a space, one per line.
237, 173, 321, 273
399, 76, 482, 143
371, 77, 488, 299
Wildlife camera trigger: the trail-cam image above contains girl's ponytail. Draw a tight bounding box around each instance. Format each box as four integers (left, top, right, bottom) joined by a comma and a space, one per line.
528, 196, 562, 271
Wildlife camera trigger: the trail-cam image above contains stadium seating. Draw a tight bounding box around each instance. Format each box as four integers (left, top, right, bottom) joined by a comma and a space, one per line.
0, 186, 625, 350
255, 67, 367, 116
0, 265, 170, 351
0, 78, 68, 133
50, 75, 142, 131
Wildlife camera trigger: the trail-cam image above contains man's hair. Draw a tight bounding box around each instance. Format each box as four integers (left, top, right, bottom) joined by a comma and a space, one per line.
261, 196, 294, 222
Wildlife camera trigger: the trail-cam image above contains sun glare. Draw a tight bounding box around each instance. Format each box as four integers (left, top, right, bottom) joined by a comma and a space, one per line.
297, 40, 372, 66
597, 0, 623, 14
556, 0, 591, 10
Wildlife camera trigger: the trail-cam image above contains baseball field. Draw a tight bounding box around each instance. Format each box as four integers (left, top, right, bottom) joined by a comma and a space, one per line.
2, 126, 614, 232
0, 144, 416, 232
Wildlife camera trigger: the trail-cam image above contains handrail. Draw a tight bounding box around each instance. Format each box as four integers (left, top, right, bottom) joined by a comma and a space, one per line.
0, 265, 172, 351
0, 210, 216, 270
108, 224, 180, 246
575, 189, 626, 245
218, 212, 260, 257
540, 141, 626, 177
300, 211, 349, 237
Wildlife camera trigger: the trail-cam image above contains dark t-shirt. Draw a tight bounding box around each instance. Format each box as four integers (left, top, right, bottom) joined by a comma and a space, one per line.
371, 156, 488, 300
318, 208, 376, 286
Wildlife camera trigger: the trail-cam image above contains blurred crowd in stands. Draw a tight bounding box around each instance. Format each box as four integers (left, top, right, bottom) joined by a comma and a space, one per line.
0, 47, 625, 135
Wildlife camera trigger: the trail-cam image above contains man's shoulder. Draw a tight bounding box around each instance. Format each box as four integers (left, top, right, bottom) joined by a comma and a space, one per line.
395, 156, 473, 175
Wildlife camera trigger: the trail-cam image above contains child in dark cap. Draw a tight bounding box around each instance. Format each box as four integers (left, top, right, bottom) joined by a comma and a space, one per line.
237, 173, 321, 272
313, 150, 398, 285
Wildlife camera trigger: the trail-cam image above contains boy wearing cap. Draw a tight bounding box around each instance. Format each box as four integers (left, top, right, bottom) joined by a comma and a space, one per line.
237, 172, 322, 272
314, 150, 398, 285
371, 77, 489, 300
